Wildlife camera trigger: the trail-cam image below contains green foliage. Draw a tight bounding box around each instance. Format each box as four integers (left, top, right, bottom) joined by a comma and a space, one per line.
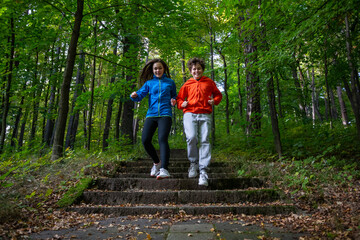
56, 177, 93, 208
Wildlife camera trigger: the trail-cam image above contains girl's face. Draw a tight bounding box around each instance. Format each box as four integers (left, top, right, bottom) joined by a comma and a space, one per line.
190, 63, 203, 80
153, 62, 164, 78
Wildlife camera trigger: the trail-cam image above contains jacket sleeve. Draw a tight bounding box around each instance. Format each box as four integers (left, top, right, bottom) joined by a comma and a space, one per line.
212, 82, 222, 105
130, 82, 149, 102
176, 84, 187, 109
171, 81, 177, 99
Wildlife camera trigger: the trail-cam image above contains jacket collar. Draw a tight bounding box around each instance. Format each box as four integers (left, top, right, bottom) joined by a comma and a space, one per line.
153, 73, 167, 80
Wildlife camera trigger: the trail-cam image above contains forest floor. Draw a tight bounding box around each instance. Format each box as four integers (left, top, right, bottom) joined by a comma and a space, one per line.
1, 180, 359, 239
0, 153, 359, 239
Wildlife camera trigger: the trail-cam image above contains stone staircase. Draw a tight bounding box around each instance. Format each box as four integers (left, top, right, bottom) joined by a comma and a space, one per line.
67, 149, 297, 216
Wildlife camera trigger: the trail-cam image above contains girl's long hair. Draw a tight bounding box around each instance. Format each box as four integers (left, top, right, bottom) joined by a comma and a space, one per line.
139, 59, 171, 85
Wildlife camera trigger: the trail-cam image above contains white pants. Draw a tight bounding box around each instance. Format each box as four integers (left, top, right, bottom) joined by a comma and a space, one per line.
183, 112, 212, 172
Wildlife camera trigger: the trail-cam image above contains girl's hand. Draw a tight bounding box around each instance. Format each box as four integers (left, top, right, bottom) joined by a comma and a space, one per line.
181, 101, 188, 108
171, 98, 176, 106
130, 92, 138, 98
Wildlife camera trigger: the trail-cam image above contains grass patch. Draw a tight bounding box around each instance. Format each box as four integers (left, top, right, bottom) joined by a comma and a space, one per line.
57, 177, 93, 208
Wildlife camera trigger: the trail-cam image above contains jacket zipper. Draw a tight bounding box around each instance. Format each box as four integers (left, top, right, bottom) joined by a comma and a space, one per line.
158, 78, 161, 116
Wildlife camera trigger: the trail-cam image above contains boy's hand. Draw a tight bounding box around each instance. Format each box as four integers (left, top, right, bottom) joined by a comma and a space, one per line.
181, 101, 188, 108
171, 98, 176, 106
208, 96, 214, 106
130, 92, 138, 98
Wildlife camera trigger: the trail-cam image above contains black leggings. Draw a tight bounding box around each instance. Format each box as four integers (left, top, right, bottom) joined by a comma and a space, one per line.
142, 117, 172, 170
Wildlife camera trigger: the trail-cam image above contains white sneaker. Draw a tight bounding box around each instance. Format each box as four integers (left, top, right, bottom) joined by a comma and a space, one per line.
157, 168, 170, 180
198, 172, 208, 186
188, 163, 198, 178
150, 163, 161, 177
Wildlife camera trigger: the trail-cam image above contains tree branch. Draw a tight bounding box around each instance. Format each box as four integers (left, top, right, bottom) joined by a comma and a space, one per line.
81, 52, 129, 69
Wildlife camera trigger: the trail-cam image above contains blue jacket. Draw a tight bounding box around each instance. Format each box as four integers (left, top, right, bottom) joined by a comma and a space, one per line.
130, 74, 177, 118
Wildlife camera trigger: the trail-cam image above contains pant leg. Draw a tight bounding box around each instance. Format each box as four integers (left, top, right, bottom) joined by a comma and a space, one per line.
142, 118, 159, 164
198, 114, 211, 172
157, 117, 172, 170
183, 112, 199, 164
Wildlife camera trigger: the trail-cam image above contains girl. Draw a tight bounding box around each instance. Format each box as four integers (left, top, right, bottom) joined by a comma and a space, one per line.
130, 59, 177, 179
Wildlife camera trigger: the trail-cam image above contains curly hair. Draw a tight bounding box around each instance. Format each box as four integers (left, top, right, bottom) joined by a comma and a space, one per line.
187, 57, 205, 71
140, 59, 171, 84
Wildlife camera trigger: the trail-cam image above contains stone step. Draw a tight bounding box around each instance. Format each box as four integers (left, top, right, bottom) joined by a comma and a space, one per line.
67, 204, 297, 216
82, 189, 282, 205
156, 149, 188, 158
113, 172, 238, 178
119, 160, 230, 168
116, 166, 234, 173
94, 177, 266, 191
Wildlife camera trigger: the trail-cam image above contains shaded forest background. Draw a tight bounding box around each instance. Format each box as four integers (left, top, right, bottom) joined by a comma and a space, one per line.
0, 0, 360, 236
1, 0, 360, 158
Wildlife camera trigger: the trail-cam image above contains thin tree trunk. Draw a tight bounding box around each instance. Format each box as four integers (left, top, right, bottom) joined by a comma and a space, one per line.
311, 68, 317, 125
244, 41, 261, 136
115, 99, 122, 141
44, 46, 60, 147
0, 17, 15, 153
275, 75, 282, 118
237, 59, 243, 119
30, 50, 41, 144
337, 86, 349, 126
18, 107, 29, 148
219, 52, 229, 134
86, 17, 97, 150
11, 84, 26, 148
267, 75, 282, 157
65, 50, 85, 150
102, 46, 117, 151
210, 29, 216, 144
292, 58, 306, 118
324, 40, 333, 128
51, 0, 84, 160
120, 34, 138, 144
329, 88, 338, 120
181, 50, 187, 83
344, 14, 360, 139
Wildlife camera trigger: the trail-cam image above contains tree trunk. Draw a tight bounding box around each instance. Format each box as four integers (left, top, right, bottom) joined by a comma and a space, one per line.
291, 58, 306, 118
30, 50, 42, 144
18, 107, 29, 148
86, 17, 97, 150
329, 88, 338, 120
237, 59, 243, 118
344, 14, 360, 139
275, 75, 283, 118
11, 83, 26, 148
44, 46, 61, 147
267, 75, 282, 157
0, 17, 15, 153
103, 46, 117, 151
219, 52, 229, 134
210, 29, 216, 144
65, 50, 85, 150
244, 40, 261, 136
181, 50, 187, 83
324, 40, 333, 128
51, 0, 84, 160
115, 99, 122, 141
120, 33, 139, 144
337, 86, 349, 126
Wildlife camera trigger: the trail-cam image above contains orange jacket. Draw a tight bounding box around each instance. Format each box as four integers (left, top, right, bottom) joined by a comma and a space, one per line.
177, 76, 222, 114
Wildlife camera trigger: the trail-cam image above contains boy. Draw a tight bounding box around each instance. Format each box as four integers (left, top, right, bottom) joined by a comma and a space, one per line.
177, 57, 222, 186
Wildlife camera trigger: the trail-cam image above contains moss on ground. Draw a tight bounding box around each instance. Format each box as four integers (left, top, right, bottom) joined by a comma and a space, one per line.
57, 177, 93, 208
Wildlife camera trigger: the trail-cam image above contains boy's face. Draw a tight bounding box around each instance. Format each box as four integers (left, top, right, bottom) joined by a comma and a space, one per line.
190, 63, 203, 80
153, 62, 164, 78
